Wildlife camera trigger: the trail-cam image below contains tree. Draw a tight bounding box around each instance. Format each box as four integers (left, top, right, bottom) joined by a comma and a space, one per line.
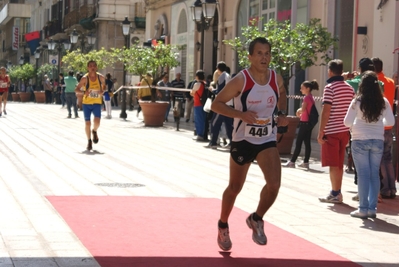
224, 18, 338, 89
8, 64, 36, 91
62, 48, 117, 73
112, 42, 181, 102
37, 63, 57, 79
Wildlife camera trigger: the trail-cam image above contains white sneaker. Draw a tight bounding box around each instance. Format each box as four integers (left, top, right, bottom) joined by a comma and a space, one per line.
217, 227, 232, 251
318, 192, 343, 203
350, 210, 368, 219
246, 214, 267, 245
283, 161, 295, 168
297, 162, 309, 169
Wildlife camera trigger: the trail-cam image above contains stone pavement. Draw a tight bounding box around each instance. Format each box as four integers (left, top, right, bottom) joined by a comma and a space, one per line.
0, 102, 398, 267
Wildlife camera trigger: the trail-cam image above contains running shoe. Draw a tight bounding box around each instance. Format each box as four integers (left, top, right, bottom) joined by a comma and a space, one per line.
87, 140, 92, 151
350, 210, 368, 219
318, 192, 343, 203
297, 162, 309, 169
92, 130, 99, 144
217, 227, 232, 251
283, 161, 295, 168
246, 214, 267, 245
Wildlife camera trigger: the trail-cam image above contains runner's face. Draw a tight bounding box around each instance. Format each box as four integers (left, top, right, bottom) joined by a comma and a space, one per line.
248, 43, 271, 71
88, 62, 97, 72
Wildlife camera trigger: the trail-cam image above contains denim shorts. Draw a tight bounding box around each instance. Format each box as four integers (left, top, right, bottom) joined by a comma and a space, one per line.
83, 104, 102, 121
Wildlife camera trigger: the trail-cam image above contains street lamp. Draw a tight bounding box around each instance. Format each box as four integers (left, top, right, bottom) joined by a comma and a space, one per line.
70, 29, 96, 53
120, 16, 131, 120
34, 49, 41, 91
191, 0, 218, 70
47, 38, 71, 76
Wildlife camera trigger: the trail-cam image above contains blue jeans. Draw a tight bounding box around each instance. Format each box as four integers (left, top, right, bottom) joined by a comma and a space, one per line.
65, 93, 78, 116
380, 129, 396, 196
351, 139, 383, 213
210, 113, 233, 146
194, 106, 206, 138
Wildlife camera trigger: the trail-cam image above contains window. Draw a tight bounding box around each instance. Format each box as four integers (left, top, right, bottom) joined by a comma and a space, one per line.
177, 10, 187, 34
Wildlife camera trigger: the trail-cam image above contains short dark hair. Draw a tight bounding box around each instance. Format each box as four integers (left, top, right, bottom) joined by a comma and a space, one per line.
216, 61, 226, 72
248, 37, 271, 55
371, 57, 383, 73
87, 60, 97, 67
68, 71, 74, 76
195, 70, 205, 80
328, 59, 344, 75
358, 58, 374, 73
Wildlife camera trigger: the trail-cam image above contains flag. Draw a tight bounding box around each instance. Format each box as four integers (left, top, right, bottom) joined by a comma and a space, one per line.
25, 31, 41, 55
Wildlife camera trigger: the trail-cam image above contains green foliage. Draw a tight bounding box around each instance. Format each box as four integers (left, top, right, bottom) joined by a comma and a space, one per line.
62, 48, 117, 73
37, 63, 57, 78
112, 42, 181, 79
224, 18, 338, 84
8, 64, 36, 83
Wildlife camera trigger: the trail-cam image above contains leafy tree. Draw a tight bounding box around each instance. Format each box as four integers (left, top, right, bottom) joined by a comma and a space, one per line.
62, 48, 117, 73
37, 63, 57, 79
112, 42, 181, 102
224, 18, 338, 89
8, 64, 36, 91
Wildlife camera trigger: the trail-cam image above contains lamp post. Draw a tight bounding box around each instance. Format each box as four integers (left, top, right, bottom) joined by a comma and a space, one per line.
191, 0, 218, 70
120, 16, 131, 120
70, 29, 96, 53
34, 49, 40, 91
47, 38, 71, 76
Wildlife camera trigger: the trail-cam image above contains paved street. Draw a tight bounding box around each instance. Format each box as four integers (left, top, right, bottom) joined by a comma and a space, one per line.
0, 102, 398, 267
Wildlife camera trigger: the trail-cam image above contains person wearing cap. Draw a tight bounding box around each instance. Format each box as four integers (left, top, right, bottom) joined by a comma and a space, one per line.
74, 60, 106, 151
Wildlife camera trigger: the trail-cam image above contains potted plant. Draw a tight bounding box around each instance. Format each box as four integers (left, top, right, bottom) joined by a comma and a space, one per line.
8, 64, 36, 102
112, 42, 180, 126
224, 18, 338, 154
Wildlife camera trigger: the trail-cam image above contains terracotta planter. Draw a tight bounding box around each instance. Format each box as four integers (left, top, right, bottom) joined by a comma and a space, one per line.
11, 92, 20, 102
19, 92, 31, 102
34, 91, 46, 103
76, 92, 83, 110
276, 115, 300, 155
139, 101, 169, 127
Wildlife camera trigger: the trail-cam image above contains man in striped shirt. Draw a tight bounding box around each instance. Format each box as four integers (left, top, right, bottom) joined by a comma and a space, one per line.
317, 59, 355, 203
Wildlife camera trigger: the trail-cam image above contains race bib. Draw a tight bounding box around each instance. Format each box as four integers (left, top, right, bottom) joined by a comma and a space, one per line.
244, 117, 272, 138
0, 82, 7, 88
88, 89, 101, 98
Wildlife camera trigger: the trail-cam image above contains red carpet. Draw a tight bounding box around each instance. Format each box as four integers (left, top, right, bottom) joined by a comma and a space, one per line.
47, 196, 360, 267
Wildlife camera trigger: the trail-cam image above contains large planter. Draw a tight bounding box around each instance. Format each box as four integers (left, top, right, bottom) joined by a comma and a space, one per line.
276, 115, 300, 155
139, 101, 169, 127
34, 91, 46, 103
19, 92, 31, 102
11, 92, 20, 102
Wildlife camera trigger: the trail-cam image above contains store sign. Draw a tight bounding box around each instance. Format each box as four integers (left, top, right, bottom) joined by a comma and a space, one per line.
12, 26, 19, 51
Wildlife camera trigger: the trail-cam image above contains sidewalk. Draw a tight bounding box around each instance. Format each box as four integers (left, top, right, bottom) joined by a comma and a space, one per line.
0, 103, 398, 267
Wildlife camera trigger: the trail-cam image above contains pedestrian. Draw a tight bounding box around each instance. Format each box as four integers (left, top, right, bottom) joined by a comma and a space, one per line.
207, 61, 233, 149
59, 73, 66, 108
52, 78, 58, 104
64, 71, 79, 119
317, 59, 355, 203
43, 75, 52, 104
283, 80, 319, 169
190, 70, 208, 141
157, 73, 172, 122
74, 60, 106, 151
104, 73, 113, 119
0, 66, 10, 116
372, 57, 397, 199
112, 78, 119, 107
344, 71, 395, 218
137, 73, 153, 117
212, 37, 288, 251
171, 72, 186, 109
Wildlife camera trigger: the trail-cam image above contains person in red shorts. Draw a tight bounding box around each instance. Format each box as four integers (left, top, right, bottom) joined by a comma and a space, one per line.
0, 67, 10, 116
317, 59, 355, 203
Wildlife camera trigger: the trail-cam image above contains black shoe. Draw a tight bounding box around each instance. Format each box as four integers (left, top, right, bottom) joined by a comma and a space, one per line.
87, 140, 92, 150
67, 114, 72, 118
3, 110, 6, 115
92, 130, 99, 144
186, 119, 190, 123
380, 194, 391, 199
390, 193, 396, 199
75, 115, 79, 118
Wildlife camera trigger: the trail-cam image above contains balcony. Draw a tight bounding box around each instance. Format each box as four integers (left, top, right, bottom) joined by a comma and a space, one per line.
43, 20, 63, 39
0, 3, 31, 25
63, 4, 95, 30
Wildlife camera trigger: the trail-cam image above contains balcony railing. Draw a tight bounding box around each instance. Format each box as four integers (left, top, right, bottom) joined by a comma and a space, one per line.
63, 4, 95, 30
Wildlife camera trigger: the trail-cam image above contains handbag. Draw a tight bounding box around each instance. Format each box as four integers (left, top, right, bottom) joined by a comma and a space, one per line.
203, 97, 212, 113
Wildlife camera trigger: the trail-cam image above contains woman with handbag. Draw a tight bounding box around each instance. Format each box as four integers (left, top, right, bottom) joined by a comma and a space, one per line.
283, 80, 319, 169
